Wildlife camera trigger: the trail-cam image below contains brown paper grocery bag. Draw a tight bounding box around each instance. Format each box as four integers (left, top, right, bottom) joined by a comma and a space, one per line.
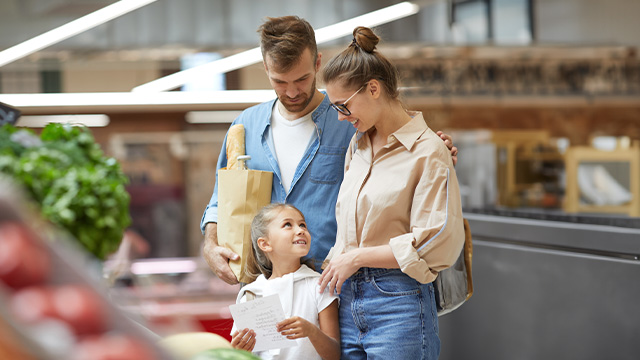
217, 168, 272, 284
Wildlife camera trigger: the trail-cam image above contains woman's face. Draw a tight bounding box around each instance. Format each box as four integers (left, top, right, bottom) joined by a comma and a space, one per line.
326, 81, 375, 132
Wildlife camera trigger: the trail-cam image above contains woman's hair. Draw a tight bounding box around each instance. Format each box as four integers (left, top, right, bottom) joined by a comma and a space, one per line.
246, 203, 314, 279
258, 16, 318, 73
321, 26, 400, 99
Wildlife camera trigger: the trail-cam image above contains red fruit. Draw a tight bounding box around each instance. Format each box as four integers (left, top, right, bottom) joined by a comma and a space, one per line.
0, 222, 50, 289
9, 286, 57, 323
52, 285, 108, 335
10, 284, 107, 335
72, 333, 158, 360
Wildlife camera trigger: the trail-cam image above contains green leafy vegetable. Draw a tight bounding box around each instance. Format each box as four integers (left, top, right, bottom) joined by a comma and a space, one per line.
0, 123, 131, 259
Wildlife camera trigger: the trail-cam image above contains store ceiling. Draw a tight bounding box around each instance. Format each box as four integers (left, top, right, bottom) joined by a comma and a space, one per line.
0, 0, 428, 64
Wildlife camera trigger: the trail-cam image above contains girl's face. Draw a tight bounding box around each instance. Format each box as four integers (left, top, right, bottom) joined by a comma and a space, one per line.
262, 207, 311, 260
326, 81, 374, 132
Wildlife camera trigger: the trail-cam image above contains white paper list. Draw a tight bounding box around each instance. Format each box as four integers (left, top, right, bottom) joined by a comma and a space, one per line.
229, 294, 297, 352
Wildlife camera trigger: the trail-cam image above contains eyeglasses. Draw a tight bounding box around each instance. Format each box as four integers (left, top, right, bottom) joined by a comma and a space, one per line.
330, 84, 366, 116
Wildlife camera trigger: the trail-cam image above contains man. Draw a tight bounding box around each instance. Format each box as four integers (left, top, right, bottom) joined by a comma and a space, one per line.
201, 16, 458, 284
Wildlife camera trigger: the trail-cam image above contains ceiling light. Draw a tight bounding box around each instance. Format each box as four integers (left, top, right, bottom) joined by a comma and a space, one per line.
0, 0, 158, 68
16, 114, 110, 128
132, 1, 420, 92
1, 90, 276, 108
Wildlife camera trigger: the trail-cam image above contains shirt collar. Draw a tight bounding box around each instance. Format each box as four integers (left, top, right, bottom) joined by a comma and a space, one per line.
391, 111, 428, 151
354, 111, 428, 151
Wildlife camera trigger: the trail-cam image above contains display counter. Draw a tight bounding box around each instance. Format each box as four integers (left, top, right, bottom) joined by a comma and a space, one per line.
439, 210, 640, 360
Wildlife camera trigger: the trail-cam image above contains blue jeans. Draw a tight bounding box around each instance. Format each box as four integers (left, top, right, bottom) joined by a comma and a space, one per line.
339, 268, 440, 360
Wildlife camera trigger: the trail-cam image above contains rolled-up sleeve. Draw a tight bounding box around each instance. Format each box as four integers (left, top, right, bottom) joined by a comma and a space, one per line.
389, 167, 465, 284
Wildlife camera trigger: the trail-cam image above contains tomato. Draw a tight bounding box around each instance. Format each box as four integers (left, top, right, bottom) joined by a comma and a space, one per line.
10, 284, 107, 335
72, 333, 158, 360
9, 286, 57, 323
0, 222, 50, 289
52, 284, 107, 335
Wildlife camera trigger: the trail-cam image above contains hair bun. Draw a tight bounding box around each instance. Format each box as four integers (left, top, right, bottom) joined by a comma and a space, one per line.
352, 26, 379, 53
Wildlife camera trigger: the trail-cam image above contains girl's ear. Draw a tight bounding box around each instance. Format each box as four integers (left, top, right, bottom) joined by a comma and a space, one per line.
368, 79, 381, 99
257, 237, 272, 253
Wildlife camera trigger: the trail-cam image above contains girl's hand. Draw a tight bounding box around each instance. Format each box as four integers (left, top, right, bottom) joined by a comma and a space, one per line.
277, 316, 315, 339
318, 250, 360, 295
231, 328, 256, 351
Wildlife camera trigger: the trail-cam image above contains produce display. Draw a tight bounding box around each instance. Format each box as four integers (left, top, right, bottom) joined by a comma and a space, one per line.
0, 181, 166, 359
0, 123, 131, 260
0, 124, 249, 360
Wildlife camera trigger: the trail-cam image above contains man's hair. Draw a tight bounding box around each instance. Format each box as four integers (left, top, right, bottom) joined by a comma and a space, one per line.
258, 16, 318, 73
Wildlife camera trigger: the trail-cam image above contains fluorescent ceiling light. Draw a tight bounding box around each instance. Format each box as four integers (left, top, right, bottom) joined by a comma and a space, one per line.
0, 0, 158, 68
1, 90, 276, 108
313, 2, 420, 43
16, 114, 110, 127
1, 88, 420, 111
186, 111, 243, 124
132, 1, 420, 92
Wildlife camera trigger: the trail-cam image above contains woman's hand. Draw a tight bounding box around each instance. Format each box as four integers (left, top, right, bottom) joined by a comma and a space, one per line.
318, 251, 361, 295
277, 316, 316, 339
230, 328, 256, 351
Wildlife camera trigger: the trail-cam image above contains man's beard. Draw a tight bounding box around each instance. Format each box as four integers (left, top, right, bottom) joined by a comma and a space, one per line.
278, 78, 316, 114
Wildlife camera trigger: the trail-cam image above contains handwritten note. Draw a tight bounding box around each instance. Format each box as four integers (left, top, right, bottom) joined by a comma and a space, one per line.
229, 294, 297, 352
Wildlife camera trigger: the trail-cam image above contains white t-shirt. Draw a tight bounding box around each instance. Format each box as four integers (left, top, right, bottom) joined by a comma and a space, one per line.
271, 104, 316, 193
233, 265, 338, 360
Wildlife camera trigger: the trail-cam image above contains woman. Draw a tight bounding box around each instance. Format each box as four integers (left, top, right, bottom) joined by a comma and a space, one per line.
318, 26, 465, 360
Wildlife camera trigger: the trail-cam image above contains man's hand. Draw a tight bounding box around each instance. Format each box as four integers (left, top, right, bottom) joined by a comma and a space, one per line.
436, 131, 458, 166
202, 222, 239, 285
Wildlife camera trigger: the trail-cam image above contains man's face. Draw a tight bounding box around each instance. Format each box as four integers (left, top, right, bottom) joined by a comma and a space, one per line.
264, 48, 321, 116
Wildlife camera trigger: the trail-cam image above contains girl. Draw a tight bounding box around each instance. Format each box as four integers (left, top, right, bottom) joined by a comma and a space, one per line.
318, 26, 465, 359
231, 203, 340, 360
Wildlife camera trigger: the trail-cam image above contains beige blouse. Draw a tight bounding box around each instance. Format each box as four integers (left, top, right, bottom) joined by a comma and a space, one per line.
324, 111, 465, 284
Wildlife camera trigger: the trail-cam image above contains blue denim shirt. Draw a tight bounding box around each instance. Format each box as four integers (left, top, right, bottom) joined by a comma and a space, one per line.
201, 93, 355, 270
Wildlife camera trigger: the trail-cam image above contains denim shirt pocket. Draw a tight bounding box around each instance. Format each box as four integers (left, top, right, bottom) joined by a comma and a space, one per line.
309, 145, 346, 184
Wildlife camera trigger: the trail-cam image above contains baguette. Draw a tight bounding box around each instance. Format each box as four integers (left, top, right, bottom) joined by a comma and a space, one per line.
226, 124, 245, 170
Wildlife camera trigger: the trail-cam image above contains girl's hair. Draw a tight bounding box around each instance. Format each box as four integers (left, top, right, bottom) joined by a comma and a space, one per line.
246, 203, 314, 279
321, 26, 400, 99
258, 16, 318, 73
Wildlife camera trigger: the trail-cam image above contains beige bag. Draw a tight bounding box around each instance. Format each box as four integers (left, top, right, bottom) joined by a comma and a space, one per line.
217, 125, 273, 284
217, 169, 272, 284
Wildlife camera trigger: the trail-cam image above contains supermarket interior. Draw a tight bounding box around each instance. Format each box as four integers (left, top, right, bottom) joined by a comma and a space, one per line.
1, 0, 639, 359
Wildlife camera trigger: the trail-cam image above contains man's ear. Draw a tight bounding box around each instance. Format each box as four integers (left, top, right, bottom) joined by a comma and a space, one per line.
257, 237, 272, 253
315, 52, 322, 72
368, 79, 382, 99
